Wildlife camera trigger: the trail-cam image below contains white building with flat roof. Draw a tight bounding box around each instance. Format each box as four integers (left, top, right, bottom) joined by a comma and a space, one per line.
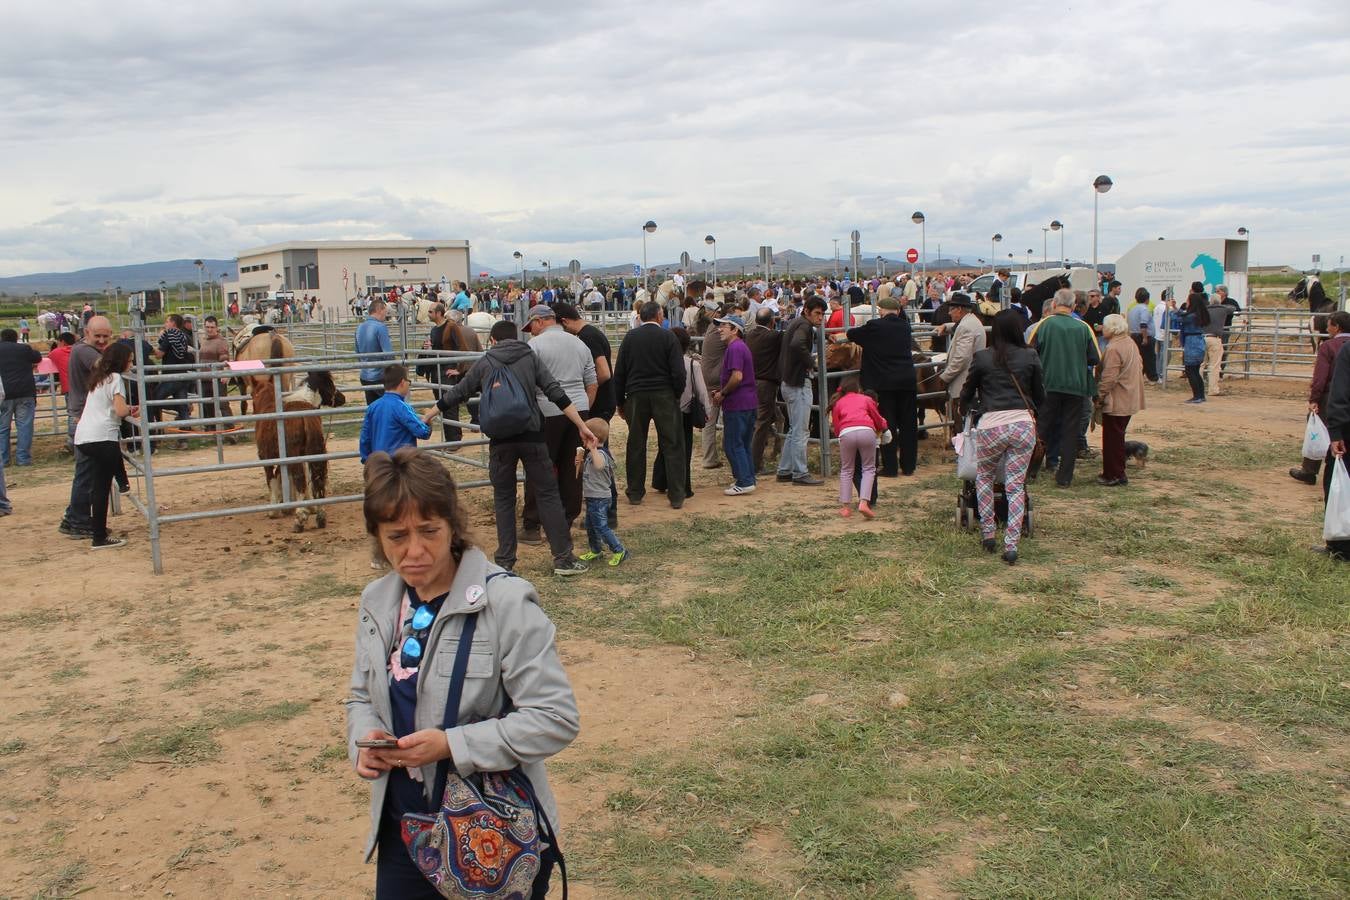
222, 239, 471, 313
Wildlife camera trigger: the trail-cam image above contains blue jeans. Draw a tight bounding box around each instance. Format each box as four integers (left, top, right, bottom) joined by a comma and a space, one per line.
722, 408, 757, 487
0, 454, 11, 514
584, 496, 625, 554
778, 382, 812, 478
0, 397, 36, 465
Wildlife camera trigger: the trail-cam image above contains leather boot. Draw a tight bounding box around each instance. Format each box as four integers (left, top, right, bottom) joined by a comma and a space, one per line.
1289, 457, 1321, 485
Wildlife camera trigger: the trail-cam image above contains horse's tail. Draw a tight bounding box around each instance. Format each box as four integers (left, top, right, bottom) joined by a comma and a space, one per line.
269, 335, 285, 364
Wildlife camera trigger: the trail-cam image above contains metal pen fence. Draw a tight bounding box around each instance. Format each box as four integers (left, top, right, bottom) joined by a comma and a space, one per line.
115, 321, 495, 575
1159, 307, 1326, 383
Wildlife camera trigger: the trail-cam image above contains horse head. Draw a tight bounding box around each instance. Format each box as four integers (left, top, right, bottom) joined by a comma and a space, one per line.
305, 370, 346, 408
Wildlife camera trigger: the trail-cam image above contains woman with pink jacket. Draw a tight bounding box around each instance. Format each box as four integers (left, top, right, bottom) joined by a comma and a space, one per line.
830, 376, 889, 519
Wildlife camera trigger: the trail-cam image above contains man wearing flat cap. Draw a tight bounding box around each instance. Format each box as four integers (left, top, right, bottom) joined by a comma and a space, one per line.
937, 292, 987, 419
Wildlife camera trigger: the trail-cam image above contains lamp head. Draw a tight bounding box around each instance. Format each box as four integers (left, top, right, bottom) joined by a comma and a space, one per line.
1093, 175, 1113, 194
704, 234, 715, 245
992, 233, 1002, 243
911, 211, 925, 225
1050, 220, 1063, 231
1237, 227, 1248, 237
643, 221, 657, 233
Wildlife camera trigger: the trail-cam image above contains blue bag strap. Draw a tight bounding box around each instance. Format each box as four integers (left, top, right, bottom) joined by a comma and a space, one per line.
430, 611, 477, 811
429, 570, 511, 811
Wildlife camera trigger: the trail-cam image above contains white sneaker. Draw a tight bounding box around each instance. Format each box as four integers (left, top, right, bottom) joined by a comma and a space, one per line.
723, 484, 757, 496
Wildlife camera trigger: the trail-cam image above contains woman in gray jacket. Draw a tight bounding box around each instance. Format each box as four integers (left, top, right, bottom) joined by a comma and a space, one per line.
347, 447, 580, 898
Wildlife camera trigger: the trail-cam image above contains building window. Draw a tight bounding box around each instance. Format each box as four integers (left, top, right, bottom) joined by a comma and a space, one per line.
369, 257, 394, 266
240, 263, 271, 274
298, 265, 320, 290
396, 257, 427, 265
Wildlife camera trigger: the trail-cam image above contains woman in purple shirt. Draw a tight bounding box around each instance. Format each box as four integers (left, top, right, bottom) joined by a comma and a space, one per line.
710, 315, 758, 494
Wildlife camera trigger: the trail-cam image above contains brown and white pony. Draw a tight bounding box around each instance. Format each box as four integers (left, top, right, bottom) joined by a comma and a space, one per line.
233, 328, 297, 415
248, 335, 345, 531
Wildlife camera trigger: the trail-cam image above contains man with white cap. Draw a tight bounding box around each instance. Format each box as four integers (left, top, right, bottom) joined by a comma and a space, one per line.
711, 314, 758, 495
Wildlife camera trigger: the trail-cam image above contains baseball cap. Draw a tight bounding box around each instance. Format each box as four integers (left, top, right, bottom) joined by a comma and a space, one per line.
526, 304, 554, 324
712, 315, 745, 332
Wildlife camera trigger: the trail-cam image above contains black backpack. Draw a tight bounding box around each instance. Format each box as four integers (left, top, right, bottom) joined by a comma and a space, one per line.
477, 363, 536, 439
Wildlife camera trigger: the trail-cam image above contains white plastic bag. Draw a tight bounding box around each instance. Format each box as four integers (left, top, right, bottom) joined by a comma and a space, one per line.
955, 417, 978, 481
1324, 457, 1350, 542
1303, 414, 1331, 460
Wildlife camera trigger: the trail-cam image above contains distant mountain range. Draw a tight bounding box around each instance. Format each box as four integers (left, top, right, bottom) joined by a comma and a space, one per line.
0, 259, 237, 297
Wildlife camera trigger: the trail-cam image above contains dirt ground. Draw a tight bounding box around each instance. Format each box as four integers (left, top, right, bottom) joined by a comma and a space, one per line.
0, 374, 1325, 899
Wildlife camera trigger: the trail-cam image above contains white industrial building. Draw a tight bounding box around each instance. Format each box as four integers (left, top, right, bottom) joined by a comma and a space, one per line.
222, 239, 471, 311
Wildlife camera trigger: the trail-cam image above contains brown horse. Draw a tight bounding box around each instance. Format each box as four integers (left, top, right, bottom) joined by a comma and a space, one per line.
248, 335, 344, 532
233, 328, 298, 414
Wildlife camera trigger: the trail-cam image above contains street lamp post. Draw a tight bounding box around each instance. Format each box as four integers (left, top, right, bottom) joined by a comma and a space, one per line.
832, 238, 840, 279
990, 234, 1002, 273
1050, 220, 1064, 266
1041, 228, 1049, 267
1092, 175, 1113, 279
1026, 249, 1034, 273
704, 235, 716, 284
911, 211, 926, 290
642, 221, 657, 292
425, 246, 437, 284
193, 259, 205, 314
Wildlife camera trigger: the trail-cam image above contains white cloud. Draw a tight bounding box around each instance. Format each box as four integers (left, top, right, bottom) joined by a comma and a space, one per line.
1, 0, 1348, 274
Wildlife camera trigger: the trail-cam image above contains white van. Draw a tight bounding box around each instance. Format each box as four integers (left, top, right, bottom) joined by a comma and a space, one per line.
961, 267, 1099, 298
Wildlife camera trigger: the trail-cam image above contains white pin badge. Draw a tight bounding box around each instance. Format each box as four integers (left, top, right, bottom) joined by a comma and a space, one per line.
465, 585, 485, 607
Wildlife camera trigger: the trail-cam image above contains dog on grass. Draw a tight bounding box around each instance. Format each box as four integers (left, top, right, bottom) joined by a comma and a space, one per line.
1123, 441, 1150, 468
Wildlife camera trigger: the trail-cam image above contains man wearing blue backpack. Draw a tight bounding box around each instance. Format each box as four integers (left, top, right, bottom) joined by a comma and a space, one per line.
432, 320, 598, 576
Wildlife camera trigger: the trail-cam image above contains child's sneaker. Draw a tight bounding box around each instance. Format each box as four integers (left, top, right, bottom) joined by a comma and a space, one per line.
578, 551, 601, 562
91, 536, 127, 550
608, 550, 628, 567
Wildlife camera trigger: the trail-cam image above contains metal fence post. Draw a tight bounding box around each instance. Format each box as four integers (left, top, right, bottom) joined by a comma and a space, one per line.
273, 371, 292, 505
211, 372, 225, 465
816, 323, 832, 478
1272, 310, 1279, 376
1243, 313, 1252, 379
134, 321, 164, 575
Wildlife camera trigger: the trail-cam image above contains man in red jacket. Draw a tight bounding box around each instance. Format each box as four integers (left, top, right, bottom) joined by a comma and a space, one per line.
1291, 311, 1350, 484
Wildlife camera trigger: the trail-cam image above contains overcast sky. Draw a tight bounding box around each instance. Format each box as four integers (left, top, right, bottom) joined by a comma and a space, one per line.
2, 0, 1348, 275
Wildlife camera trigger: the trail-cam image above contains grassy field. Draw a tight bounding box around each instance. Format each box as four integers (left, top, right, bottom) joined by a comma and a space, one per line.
527, 430, 1347, 897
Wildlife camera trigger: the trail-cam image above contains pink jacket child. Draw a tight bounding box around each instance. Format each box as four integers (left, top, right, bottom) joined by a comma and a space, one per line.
830, 387, 889, 518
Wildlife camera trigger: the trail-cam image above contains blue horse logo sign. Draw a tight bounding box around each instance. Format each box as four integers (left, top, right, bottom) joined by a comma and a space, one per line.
1190, 253, 1225, 293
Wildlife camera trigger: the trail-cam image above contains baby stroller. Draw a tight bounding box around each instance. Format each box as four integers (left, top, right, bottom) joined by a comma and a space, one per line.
956, 478, 1034, 536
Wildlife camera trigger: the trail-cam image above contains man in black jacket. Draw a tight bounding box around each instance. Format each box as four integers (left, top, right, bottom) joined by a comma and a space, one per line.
846, 296, 919, 479
745, 308, 784, 475
777, 296, 826, 483
613, 302, 687, 508
1322, 341, 1350, 560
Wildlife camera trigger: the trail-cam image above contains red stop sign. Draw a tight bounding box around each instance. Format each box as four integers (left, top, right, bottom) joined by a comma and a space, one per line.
906, 248, 919, 264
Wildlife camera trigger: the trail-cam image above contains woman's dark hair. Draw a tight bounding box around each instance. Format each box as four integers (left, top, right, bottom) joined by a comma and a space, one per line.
671, 326, 691, 354
989, 308, 1028, 369
363, 447, 473, 566
1135, 287, 1150, 303
1186, 292, 1211, 326
87, 342, 133, 391
829, 375, 861, 411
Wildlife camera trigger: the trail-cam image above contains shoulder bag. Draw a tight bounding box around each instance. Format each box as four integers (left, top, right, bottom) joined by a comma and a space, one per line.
1005, 362, 1047, 473
685, 358, 708, 429
400, 574, 566, 899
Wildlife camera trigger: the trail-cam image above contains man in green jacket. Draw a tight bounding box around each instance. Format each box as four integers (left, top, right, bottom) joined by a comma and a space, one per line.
1030, 288, 1101, 486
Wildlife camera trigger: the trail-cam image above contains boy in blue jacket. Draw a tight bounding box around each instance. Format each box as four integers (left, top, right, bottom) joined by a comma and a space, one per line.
359, 365, 432, 463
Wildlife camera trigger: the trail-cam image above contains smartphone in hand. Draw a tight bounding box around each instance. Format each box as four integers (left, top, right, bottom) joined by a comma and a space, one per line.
355, 738, 400, 750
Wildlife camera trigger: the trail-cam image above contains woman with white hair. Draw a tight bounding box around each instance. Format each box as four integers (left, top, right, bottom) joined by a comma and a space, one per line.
1096, 313, 1145, 486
